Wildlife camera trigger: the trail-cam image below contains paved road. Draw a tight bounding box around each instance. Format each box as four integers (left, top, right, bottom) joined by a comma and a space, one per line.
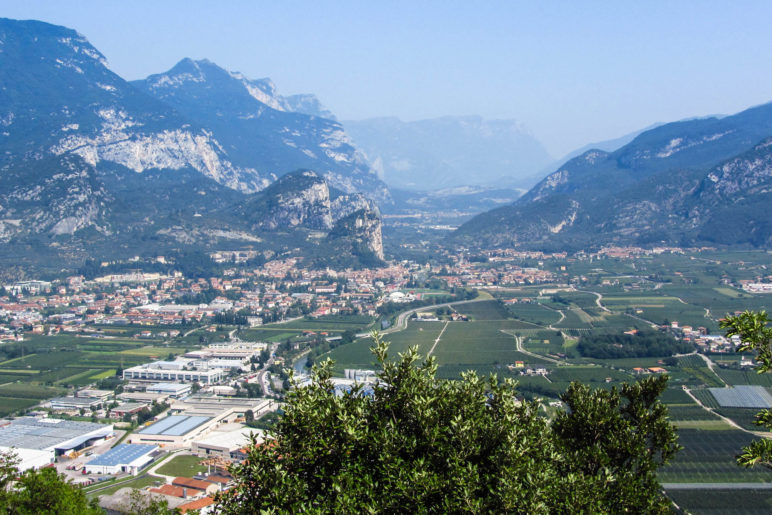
575, 289, 611, 313
256, 342, 279, 397
682, 385, 768, 437
427, 322, 449, 356
508, 332, 561, 364
356, 297, 488, 338
663, 482, 772, 490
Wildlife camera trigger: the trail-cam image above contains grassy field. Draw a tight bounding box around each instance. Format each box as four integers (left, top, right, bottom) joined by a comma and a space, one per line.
155, 454, 207, 478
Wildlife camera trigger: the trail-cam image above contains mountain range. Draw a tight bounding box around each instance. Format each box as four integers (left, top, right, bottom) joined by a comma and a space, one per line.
0, 18, 384, 272
453, 102, 772, 250
1, 16, 769, 274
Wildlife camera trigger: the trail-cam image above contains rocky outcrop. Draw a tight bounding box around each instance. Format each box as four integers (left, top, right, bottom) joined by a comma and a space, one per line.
328, 208, 384, 261
254, 171, 334, 231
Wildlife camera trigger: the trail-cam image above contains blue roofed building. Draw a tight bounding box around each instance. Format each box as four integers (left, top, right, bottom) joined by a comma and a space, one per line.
129, 415, 214, 447
84, 443, 158, 475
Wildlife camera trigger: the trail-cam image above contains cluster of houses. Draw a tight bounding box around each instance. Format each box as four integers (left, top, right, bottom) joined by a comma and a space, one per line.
669, 320, 740, 353
0, 251, 569, 340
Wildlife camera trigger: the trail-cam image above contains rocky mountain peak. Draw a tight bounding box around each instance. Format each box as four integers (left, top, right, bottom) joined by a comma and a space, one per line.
133, 58, 390, 200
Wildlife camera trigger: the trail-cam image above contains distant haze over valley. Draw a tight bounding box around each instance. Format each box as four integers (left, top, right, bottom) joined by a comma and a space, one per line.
344, 116, 552, 191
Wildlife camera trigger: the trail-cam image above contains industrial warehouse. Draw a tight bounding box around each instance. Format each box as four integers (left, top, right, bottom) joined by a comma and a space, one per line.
0, 418, 114, 470
129, 397, 273, 447
83, 444, 158, 475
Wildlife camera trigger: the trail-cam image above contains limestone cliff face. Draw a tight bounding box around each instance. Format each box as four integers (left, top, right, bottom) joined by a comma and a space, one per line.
240, 170, 381, 236
255, 171, 334, 231
330, 192, 377, 221
132, 58, 390, 201
328, 208, 385, 261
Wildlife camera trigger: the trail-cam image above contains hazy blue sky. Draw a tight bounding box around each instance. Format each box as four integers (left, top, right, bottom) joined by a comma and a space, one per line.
3, 1, 771, 156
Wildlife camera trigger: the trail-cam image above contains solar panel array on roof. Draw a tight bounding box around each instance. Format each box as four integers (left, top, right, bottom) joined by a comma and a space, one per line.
139, 415, 185, 435
709, 385, 772, 408
139, 415, 211, 436
87, 444, 158, 467
163, 416, 210, 436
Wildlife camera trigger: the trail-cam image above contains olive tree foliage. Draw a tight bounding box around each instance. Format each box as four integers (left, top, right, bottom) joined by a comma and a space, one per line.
721, 310, 772, 467
0, 450, 102, 515
215, 332, 680, 514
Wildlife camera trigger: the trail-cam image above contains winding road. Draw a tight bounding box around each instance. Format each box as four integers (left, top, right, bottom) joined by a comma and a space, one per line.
681, 386, 767, 436
507, 332, 561, 364
356, 297, 488, 338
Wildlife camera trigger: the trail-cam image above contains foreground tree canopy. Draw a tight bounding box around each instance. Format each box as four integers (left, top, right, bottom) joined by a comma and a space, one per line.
217, 333, 680, 513
721, 310, 772, 468
0, 451, 102, 515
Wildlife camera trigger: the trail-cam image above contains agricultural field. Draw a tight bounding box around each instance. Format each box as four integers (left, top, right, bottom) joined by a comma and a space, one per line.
666, 488, 772, 515
240, 314, 375, 344
504, 302, 562, 326
0, 383, 67, 417
0, 328, 201, 416
716, 368, 772, 387
432, 321, 547, 368
326, 322, 445, 374
659, 430, 771, 483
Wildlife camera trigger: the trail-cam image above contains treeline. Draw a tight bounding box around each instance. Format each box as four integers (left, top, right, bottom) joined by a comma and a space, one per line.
135, 401, 169, 425
174, 288, 241, 305
307, 330, 357, 363
77, 250, 223, 280
577, 331, 692, 359
212, 311, 249, 326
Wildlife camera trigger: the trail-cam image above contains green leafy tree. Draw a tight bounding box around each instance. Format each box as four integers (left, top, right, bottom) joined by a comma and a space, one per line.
552, 376, 680, 512
216, 333, 679, 513
721, 310, 772, 467
122, 488, 180, 514
0, 451, 102, 514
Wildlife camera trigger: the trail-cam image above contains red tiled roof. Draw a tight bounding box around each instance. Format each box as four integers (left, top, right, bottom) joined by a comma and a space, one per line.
173, 477, 213, 491
150, 484, 187, 498
179, 497, 215, 513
